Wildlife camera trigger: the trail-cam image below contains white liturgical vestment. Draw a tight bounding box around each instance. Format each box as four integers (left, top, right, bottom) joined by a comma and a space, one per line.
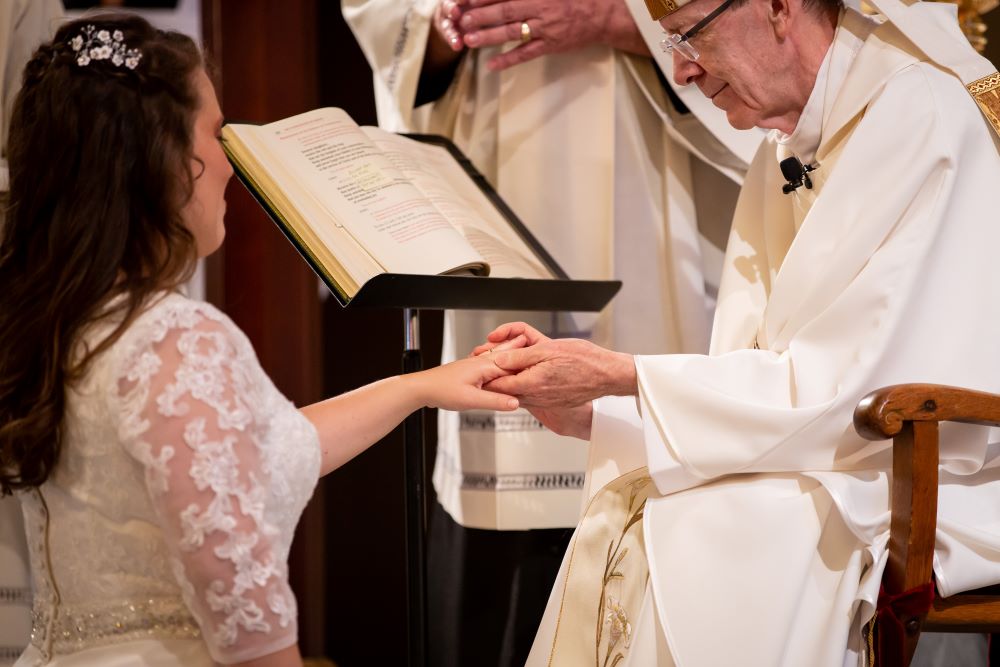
529, 6, 1000, 666
343, 0, 762, 529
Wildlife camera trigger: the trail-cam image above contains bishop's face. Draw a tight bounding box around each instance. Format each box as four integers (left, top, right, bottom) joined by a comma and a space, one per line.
661, 0, 812, 134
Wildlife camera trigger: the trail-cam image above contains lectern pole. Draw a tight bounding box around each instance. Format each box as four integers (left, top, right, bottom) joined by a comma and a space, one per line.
402, 308, 427, 667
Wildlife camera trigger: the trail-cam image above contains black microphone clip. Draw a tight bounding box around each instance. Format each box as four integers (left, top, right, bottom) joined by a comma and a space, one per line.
779, 157, 817, 195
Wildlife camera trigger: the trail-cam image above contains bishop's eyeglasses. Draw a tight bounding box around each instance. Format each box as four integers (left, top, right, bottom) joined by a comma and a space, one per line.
660, 0, 739, 61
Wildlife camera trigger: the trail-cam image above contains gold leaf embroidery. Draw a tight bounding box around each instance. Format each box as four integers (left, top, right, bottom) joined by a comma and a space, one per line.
596, 478, 650, 666
968, 72, 1000, 138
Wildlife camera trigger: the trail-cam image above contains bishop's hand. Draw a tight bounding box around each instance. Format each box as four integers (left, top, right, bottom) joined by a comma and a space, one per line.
526, 402, 594, 440
483, 335, 638, 408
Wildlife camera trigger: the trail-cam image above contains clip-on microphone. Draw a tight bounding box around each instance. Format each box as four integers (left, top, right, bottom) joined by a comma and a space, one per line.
780, 157, 817, 194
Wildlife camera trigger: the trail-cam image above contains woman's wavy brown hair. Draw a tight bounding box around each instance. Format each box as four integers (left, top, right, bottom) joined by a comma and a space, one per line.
0, 13, 205, 494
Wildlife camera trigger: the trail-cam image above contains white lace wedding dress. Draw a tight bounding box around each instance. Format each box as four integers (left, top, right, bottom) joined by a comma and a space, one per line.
15, 293, 321, 666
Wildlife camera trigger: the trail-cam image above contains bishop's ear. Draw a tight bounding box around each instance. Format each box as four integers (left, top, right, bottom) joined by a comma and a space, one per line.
767, 0, 793, 38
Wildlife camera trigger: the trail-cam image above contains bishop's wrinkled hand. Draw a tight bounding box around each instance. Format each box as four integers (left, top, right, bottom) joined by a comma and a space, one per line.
480, 329, 638, 408
525, 402, 595, 440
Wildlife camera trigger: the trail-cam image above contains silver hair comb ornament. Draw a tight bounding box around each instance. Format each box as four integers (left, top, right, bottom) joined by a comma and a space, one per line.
69, 25, 142, 70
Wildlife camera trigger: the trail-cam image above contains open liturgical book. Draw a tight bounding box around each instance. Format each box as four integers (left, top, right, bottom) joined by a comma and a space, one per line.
221, 108, 559, 301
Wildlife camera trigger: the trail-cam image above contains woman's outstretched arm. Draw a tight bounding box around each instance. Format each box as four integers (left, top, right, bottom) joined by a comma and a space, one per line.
302, 353, 519, 476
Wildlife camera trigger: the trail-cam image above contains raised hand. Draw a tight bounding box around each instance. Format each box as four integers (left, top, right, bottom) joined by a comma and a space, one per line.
456, 0, 649, 71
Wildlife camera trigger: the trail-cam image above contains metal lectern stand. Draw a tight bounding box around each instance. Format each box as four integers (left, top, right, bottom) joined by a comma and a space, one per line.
401, 308, 427, 666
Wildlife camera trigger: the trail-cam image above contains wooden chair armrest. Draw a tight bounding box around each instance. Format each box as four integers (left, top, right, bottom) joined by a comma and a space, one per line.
853, 384, 1000, 596
853, 383, 1000, 665
854, 383, 1000, 441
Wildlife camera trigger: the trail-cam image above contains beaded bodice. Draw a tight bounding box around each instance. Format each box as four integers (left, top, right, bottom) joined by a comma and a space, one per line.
19, 293, 320, 664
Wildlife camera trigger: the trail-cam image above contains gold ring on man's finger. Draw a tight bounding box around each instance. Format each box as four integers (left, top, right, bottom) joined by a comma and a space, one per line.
520, 21, 532, 43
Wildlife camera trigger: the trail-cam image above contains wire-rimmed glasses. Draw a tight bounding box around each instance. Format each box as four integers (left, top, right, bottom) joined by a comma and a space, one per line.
660, 0, 739, 61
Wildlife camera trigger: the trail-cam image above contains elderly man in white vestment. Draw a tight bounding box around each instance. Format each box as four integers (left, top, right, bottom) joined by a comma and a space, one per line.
472, 0, 1000, 663
343, 0, 762, 663
0, 1, 63, 664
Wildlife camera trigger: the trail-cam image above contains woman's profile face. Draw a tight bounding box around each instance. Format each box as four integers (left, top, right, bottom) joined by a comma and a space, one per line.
182, 68, 232, 258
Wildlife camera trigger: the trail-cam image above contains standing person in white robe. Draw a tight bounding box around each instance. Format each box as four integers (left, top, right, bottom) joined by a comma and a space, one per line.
474, 0, 1000, 663
0, 2, 63, 664
343, 0, 763, 663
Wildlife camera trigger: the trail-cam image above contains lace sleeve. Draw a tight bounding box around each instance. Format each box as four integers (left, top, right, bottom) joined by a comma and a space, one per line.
112, 308, 298, 664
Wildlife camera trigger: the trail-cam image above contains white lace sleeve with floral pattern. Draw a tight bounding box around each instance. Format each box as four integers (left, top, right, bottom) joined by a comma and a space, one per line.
110, 295, 320, 664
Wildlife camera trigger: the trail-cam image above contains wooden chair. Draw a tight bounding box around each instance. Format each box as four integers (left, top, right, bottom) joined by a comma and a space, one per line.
854, 383, 1000, 666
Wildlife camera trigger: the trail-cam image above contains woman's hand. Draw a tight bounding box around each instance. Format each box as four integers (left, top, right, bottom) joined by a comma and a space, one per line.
471, 322, 547, 356
410, 354, 520, 412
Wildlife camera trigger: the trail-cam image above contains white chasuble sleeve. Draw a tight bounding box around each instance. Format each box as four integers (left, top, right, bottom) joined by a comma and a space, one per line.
111, 310, 298, 664
635, 64, 1000, 508
587, 397, 652, 504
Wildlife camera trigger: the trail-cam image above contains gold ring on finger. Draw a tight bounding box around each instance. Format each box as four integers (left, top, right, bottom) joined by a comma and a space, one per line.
520, 21, 532, 43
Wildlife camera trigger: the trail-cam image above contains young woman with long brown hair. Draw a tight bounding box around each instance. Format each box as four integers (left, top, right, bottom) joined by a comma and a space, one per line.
0, 13, 518, 667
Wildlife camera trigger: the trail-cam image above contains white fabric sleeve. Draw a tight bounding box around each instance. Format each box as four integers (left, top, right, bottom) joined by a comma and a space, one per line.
113, 313, 297, 664
588, 396, 704, 500
585, 396, 649, 504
